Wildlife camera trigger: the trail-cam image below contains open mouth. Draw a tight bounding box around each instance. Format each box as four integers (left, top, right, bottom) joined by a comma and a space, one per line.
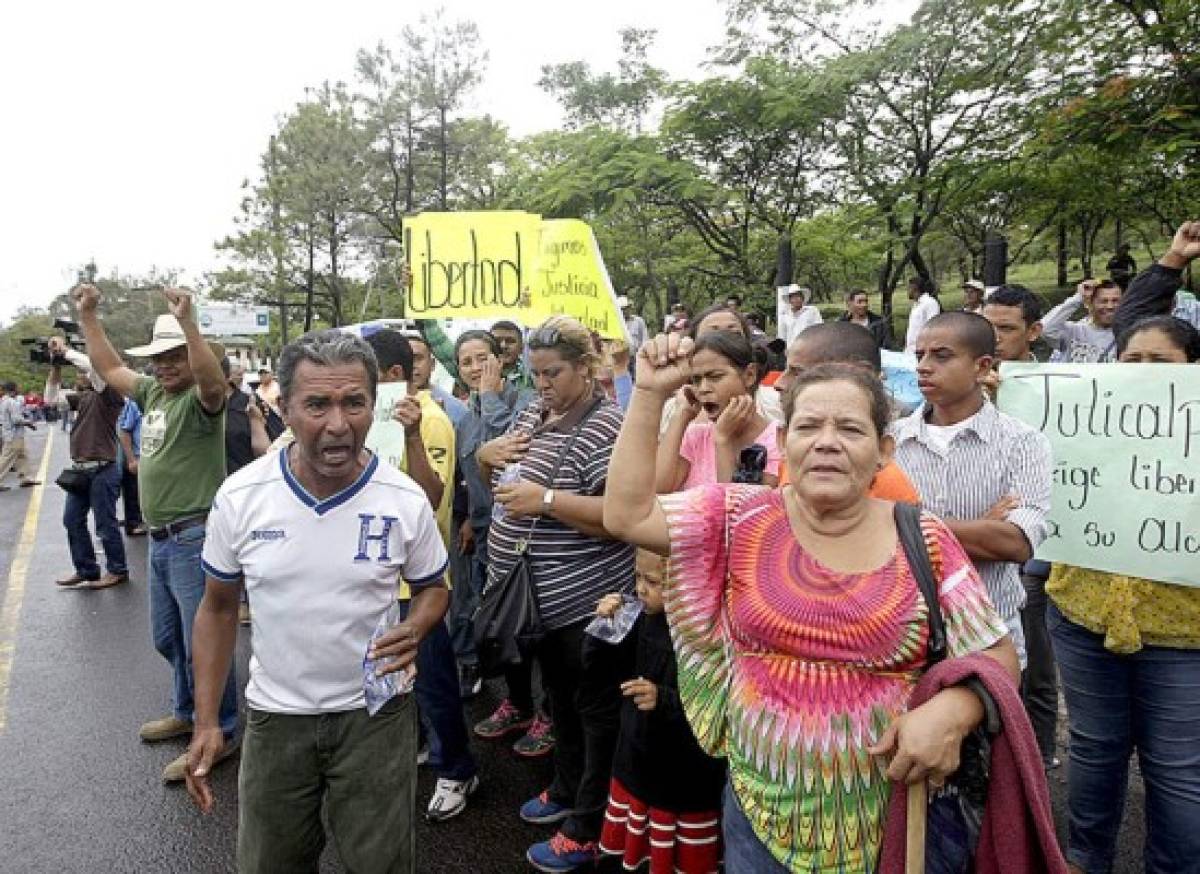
320, 446, 353, 465
701, 402, 720, 419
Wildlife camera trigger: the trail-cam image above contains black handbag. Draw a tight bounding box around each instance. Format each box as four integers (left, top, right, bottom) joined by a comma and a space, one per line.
473, 398, 602, 678
895, 501, 993, 874
54, 466, 93, 495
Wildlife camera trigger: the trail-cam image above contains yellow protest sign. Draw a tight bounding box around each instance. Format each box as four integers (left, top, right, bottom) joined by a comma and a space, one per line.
404, 210, 542, 320
532, 219, 625, 340
403, 211, 628, 341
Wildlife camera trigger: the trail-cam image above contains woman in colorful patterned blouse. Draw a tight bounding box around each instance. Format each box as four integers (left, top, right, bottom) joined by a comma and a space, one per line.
1046, 315, 1200, 874
604, 333, 1019, 873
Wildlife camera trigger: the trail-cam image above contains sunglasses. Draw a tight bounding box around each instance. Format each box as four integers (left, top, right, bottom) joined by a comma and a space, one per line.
527, 326, 562, 348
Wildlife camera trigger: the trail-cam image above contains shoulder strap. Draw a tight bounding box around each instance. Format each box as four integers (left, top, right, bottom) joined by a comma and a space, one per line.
524, 397, 603, 540
894, 502, 948, 666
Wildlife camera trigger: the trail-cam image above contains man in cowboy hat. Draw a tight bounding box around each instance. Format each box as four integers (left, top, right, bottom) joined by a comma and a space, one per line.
72, 283, 239, 784
777, 284, 823, 346
615, 295, 648, 365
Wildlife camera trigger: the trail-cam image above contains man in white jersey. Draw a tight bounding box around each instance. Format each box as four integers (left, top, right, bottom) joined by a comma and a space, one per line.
185, 330, 448, 873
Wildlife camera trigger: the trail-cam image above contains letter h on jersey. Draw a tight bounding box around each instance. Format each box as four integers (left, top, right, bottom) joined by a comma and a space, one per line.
355, 514, 398, 562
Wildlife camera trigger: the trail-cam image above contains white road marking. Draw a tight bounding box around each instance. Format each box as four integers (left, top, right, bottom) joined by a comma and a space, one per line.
0, 430, 55, 732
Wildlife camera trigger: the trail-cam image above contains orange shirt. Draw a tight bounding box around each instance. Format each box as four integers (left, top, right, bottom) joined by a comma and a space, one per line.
778, 459, 920, 503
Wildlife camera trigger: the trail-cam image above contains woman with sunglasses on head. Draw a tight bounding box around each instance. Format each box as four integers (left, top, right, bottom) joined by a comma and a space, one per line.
657, 330, 781, 493
1046, 315, 1200, 874
476, 315, 636, 872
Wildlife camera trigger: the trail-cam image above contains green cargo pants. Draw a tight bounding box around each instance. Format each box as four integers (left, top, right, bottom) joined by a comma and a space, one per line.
237, 694, 417, 874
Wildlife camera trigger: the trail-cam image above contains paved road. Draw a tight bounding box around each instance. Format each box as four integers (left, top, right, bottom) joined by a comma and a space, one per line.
0, 427, 1143, 872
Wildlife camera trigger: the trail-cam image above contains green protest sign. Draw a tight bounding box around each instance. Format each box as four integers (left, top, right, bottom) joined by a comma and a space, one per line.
997, 362, 1200, 586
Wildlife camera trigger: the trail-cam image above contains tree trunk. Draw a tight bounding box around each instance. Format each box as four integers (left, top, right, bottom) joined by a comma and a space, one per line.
278, 300, 289, 345
304, 236, 316, 332
1079, 219, 1093, 278
438, 105, 449, 211
328, 216, 343, 327
878, 245, 896, 329
1056, 220, 1068, 288
404, 101, 415, 214
908, 245, 931, 282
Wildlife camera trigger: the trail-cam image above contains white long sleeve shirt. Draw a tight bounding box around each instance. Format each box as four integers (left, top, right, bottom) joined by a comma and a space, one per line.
905, 294, 942, 354
779, 306, 823, 346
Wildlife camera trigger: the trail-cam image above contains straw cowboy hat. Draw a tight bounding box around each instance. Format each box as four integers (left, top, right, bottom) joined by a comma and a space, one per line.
126, 314, 225, 360
785, 284, 813, 304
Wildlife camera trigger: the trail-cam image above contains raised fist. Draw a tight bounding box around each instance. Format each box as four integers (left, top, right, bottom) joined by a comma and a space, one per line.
635, 333, 693, 398
72, 283, 101, 314
162, 288, 194, 322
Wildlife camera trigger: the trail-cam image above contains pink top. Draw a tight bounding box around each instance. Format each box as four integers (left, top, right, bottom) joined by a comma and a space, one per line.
679, 420, 782, 490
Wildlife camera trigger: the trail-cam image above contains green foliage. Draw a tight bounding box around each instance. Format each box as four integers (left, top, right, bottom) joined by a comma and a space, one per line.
203, 0, 1198, 347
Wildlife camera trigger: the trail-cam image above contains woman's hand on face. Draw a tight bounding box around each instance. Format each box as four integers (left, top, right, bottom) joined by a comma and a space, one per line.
479, 354, 504, 394
478, 432, 530, 470
596, 593, 623, 618
635, 333, 694, 398
677, 386, 701, 423
868, 692, 973, 788
714, 395, 755, 444
493, 479, 547, 518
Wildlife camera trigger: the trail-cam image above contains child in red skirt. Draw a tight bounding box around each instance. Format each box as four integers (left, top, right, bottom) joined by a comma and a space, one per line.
595, 551, 727, 874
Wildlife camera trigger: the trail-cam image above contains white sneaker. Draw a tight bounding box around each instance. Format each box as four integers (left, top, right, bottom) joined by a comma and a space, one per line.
426, 775, 480, 822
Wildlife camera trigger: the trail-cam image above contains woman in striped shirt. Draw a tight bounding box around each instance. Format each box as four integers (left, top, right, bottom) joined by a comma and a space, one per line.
478, 315, 636, 872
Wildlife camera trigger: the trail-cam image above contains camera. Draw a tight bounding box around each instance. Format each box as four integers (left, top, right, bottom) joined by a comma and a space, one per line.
21, 318, 85, 365
732, 444, 769, 485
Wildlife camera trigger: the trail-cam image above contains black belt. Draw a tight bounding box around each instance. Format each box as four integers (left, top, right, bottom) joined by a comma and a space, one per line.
149, 513, 209, 541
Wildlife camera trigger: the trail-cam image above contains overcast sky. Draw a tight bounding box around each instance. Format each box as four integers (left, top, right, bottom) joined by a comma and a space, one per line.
0, 0, 911, 326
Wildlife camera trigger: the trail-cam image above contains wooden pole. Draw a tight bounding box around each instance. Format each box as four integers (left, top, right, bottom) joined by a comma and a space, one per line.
906, 781, 927, 874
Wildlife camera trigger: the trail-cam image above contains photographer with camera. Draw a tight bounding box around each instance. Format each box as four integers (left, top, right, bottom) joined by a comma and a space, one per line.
43, 337, 129, 588
0, 381, 40, 490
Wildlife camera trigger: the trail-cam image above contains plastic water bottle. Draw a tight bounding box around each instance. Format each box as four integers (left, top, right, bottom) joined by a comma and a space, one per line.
491, 463, 523, 522
584, 594, 644, 644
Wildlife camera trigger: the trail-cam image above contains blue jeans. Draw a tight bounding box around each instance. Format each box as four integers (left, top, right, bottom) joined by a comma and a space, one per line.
722, 783, 789, 873
63, 462, 127, 578
399, 600, 477, 782
148, 524, 238, 739
1049, 602, 1200, 874
447, 522, 488, 666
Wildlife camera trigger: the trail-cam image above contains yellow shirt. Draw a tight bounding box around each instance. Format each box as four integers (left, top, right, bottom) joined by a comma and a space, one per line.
1047, 564, 1200, 654
401, 391, 455, 546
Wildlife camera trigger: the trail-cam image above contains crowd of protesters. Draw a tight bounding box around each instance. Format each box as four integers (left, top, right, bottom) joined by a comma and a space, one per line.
9, 220, 1197, 874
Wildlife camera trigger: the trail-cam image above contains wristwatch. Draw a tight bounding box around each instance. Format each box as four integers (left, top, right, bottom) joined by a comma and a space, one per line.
542, 488, 556, 515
